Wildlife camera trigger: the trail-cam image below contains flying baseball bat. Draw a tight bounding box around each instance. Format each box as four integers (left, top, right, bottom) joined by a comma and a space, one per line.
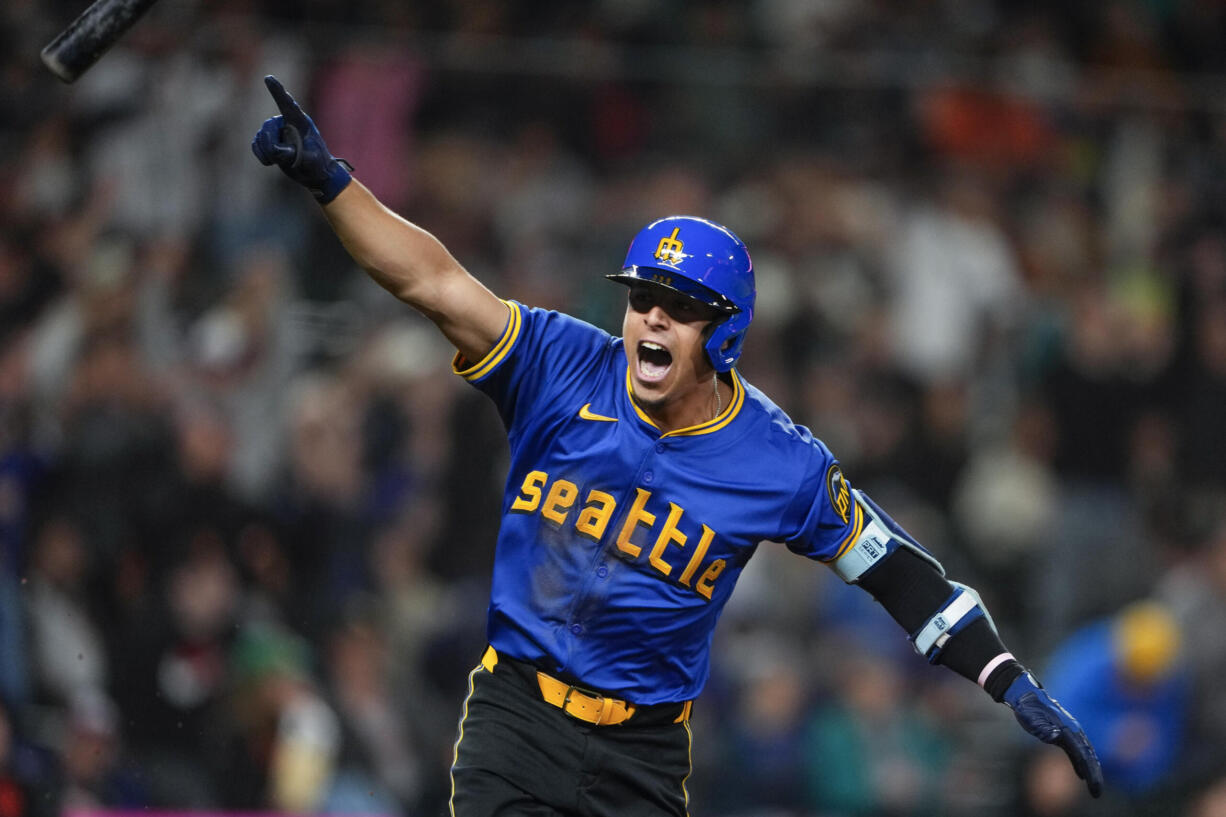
40, 0, 161, 83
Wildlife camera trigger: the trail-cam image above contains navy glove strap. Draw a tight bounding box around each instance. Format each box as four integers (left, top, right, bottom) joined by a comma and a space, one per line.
251, 76, 353, 204
1004, 671, 1104, 798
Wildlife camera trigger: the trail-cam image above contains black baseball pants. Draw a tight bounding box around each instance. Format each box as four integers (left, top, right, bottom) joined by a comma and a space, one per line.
449, 650, 693, 817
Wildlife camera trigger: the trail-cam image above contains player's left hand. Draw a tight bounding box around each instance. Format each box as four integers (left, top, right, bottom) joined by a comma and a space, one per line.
1004, 671, 1103, 798
252, 75, 353, 203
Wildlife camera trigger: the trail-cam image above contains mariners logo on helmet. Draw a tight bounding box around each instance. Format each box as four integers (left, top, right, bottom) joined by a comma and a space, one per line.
607, 215, 756, 372
653, 228, 690, 268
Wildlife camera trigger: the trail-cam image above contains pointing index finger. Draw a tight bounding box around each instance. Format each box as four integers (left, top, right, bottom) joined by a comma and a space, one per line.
264, 75, 307, 128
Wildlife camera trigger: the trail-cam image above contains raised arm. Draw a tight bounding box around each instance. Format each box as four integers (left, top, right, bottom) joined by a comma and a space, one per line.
833, 489, 1105, 798
251, 75, 507, 364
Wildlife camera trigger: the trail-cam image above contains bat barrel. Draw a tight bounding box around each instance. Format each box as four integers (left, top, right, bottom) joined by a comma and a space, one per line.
40, 0, 160, 83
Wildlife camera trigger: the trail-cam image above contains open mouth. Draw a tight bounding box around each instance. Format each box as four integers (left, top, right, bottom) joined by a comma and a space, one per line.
637, 341, 672, 382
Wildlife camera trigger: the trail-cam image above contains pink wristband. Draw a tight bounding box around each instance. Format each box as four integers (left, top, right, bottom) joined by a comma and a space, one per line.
978, 652, 1015, 688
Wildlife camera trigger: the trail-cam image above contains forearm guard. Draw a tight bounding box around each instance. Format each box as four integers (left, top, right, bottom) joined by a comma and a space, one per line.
834, 490, 1023, 699
858, 549, 1023, 698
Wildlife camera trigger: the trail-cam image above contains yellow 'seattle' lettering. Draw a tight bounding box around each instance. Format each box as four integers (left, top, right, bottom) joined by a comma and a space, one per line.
575, 490, 616, 541
695, 559, 726, 600
509, 469, 727, 601
616, 488, 656, 558
511, 470, 548, 513
541, 479, 579, 525
649, 503, 688, 576
678, 525, 715, 587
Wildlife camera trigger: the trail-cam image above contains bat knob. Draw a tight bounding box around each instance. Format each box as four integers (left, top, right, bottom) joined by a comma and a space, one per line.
40, 0, 162, 84
282, 123, 304, 170
40, 42, 79, 83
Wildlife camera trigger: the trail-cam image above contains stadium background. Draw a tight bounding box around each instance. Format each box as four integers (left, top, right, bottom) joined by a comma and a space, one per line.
2, 1, 1226, 815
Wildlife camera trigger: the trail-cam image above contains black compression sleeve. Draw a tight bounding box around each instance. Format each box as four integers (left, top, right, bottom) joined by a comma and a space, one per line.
855, 547, 954, 631
855, 548, 1024, 699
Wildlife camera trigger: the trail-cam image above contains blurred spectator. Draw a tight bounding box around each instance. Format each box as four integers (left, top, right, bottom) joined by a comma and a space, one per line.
1041, 271, 1176, 488
952, 398, 1058, 645
24, 515, 106, 707
112, 533, 242, 808
1041, 600, 1188, 797
1156, 493, 1226, 787
803, 642, 951, 817
1031, 281, 1160, 642
885, 166, 1024, 385
705, 640, 811, 815
270, 370, 371, 640
36, 312, 176, 589
322, 609, 421, 815
222, 623, 340, 813
184, 242, 305, 504
368, 509, 460, 706
57, 688, 147, 811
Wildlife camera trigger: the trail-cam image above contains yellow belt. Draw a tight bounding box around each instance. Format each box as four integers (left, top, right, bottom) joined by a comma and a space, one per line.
481, 646, 691, 726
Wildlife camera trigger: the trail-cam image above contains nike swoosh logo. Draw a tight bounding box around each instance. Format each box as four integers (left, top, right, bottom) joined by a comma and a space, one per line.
578, 403, 618, 423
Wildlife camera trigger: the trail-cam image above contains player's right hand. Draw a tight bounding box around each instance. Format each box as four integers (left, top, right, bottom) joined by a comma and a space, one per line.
252, 75, 353, 204
1003, 671, 1104, 798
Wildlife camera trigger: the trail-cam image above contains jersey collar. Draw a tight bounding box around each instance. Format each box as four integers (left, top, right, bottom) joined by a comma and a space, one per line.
624, 367, 744, 437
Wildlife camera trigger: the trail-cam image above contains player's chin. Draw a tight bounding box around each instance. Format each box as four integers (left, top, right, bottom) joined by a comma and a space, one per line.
629, 369, 671, 407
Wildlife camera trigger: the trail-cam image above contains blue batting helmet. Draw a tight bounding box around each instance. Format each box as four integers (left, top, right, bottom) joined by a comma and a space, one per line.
607, 215, 755, 372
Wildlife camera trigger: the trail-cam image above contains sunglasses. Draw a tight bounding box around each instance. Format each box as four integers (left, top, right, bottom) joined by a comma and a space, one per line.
627, 285, 725, 324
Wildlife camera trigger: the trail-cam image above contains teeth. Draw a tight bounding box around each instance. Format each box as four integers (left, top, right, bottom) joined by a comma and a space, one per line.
642, 341, 665, 351
640, 358, 668, 379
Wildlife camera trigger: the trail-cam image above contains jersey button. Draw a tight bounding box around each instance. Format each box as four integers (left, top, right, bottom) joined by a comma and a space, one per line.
643, 470, 654, 483
570, 624, 583, 636
596, 565, 609, 578
655, 443, 665, 453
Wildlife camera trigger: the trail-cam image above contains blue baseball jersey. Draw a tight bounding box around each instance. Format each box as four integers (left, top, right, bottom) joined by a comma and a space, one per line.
454, 301, 863, 705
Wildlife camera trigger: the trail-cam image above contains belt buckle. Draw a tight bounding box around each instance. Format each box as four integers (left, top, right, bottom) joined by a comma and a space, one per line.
562, 684, 607, 724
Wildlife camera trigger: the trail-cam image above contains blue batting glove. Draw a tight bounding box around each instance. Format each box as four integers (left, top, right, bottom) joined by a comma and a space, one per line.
252, 75, 353, 203
1004, 671, 1104, 798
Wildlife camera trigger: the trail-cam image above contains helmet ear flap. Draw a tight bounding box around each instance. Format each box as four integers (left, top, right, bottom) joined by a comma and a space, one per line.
704, 310, 751, 372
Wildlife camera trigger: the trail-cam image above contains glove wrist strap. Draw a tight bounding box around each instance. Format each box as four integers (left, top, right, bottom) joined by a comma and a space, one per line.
313, 159, 353, 204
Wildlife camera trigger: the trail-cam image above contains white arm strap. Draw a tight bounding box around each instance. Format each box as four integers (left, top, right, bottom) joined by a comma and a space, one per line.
831, 490, 944, 583
912, 588, 980, 656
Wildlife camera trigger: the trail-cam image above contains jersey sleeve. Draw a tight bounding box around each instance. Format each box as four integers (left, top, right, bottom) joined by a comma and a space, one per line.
780, 443, 864, 563
452, 300, 615, 431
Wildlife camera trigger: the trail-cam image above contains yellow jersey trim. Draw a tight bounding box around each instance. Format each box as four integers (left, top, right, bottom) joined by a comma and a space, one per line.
452, 300, 521, 382
625, 368, 745, 438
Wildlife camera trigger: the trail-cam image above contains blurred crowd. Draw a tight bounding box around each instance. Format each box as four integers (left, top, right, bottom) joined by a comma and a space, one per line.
3, 1, 1226, 816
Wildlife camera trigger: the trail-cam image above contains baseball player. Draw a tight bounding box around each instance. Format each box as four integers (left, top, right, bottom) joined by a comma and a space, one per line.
251, 76, 1103, 816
